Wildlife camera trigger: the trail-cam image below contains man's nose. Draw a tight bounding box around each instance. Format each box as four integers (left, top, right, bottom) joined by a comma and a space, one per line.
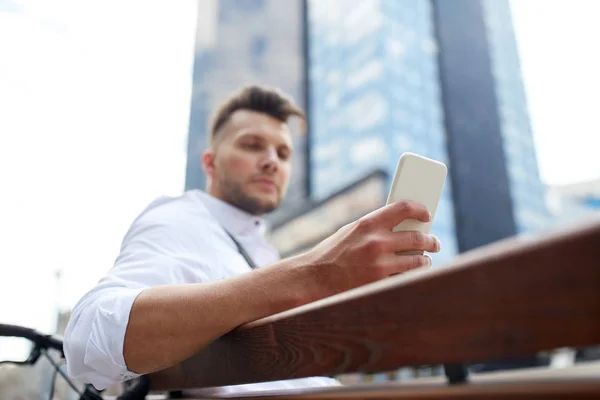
260, 147, 279, 172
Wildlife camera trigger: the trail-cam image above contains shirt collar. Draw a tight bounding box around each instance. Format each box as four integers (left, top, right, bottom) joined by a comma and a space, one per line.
192, 190, 266, 236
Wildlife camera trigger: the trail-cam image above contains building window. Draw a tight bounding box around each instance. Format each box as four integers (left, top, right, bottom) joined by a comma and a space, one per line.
250, 36, 267, 71
220, 0, 265, 21
236, 0, 266, 12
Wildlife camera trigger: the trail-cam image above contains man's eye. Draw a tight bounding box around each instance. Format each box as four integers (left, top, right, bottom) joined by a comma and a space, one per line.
278, 151, 290, 161
243, 142, 261, 150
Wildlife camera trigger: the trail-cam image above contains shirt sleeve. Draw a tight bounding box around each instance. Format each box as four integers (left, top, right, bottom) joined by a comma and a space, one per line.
63, 201, 217, 390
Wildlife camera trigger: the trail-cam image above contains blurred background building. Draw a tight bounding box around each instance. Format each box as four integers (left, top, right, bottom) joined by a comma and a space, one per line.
547, 178, 600, 223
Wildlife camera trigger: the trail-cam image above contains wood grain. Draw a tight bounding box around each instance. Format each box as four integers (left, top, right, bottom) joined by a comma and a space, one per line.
167, 362, 600, 399
196, 361, 600, 399
220, 379, 600, 400
149, 218, 600, 390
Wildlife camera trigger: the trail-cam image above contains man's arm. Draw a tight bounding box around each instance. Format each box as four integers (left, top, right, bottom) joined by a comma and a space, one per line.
123, 253, 317, 374
123, 199, 440, 375
64, 200, 439, 388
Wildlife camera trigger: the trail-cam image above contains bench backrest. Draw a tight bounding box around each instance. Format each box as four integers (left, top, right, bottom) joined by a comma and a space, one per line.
148, 218, 600, 397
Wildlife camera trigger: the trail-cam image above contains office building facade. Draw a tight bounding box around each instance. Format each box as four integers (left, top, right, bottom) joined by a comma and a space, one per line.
306, 0, 458, 264
433, 0, 549, 252
481, 0, 550, 234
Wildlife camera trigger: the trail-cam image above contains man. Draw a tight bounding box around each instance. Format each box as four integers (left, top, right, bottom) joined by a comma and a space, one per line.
64, 85, 440, 396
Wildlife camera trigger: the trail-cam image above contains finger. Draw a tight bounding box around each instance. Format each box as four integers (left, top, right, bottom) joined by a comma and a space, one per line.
371, 200, 431, 229
378, 253, 432, 276
382, 231, 441, 253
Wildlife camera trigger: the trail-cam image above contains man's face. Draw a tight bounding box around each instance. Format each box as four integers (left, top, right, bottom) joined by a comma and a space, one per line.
203, 110, 293, 215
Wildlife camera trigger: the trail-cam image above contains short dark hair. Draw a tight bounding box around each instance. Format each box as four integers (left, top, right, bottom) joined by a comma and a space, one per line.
209, 85, 305, 144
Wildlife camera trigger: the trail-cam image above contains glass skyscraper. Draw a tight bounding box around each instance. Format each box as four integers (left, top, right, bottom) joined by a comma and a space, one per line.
306, 0, 458, 264
482, 0, 550, 234
432, 0, 550, 252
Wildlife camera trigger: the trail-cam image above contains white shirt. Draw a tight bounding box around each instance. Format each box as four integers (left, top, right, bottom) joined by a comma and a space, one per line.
63, 190, 339, 395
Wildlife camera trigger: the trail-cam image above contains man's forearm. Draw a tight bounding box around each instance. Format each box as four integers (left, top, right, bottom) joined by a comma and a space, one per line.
123, 253, 319, 374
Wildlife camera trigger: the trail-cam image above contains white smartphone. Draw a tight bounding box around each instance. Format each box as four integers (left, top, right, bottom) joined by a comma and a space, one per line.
386, 152, 448, 254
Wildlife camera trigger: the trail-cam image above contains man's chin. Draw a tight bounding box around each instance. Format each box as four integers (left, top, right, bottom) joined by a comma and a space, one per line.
237, 194, 281, 215
254, 197, 280, 214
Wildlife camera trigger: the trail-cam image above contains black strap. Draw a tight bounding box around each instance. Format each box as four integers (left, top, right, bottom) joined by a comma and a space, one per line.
224, 230, 258, 269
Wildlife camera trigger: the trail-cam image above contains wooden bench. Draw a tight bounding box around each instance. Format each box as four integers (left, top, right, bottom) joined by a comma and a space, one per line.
147, 217, 600, 398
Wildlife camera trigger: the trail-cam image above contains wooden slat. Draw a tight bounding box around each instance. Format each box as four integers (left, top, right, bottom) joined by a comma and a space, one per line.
205, 362, 600, 399
149, 218, 600, 390
221, 380, 600, 400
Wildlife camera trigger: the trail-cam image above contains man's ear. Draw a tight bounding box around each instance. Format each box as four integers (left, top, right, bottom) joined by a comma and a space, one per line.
201, 149, 215, 178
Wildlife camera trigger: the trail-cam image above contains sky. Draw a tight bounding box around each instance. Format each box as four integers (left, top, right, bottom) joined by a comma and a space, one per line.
0, 0, 198, 339
509, 0, 600, 186
0, 0, 599, 351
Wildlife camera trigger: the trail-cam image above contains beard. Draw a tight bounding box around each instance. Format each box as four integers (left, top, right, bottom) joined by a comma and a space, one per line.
219, 176, 281, 215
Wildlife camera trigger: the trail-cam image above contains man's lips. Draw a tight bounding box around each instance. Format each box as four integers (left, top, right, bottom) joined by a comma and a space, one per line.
251, 177, 277, 189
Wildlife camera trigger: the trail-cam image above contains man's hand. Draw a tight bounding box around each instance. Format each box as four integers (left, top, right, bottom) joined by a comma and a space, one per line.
302, 200, 440, 298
